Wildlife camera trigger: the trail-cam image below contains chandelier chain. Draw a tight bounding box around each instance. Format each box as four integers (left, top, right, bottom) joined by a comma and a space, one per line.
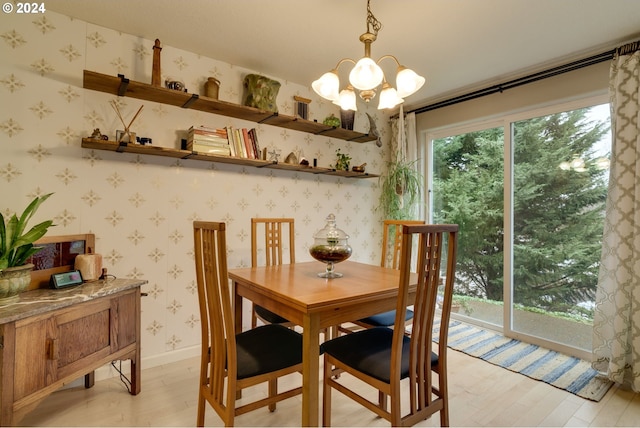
366, 0, 382, 36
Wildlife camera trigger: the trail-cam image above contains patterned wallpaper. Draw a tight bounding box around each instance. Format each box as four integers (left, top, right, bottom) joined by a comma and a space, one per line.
0, 11, 391, 367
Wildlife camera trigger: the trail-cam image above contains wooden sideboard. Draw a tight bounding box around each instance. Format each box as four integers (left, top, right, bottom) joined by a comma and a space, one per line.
0, 278, 145, 426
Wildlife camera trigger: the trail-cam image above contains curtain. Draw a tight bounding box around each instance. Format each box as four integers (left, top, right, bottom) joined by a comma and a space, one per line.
592, 42, 640, 391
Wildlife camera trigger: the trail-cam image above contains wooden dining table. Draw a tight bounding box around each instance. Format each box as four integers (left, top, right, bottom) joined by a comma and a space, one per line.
228, 260, 415, 427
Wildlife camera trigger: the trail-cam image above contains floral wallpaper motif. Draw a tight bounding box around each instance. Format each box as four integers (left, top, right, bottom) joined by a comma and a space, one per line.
0, 11, 390, 365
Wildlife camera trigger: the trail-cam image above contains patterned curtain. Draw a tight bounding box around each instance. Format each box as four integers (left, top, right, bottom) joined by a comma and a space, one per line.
592, 42, 640, 391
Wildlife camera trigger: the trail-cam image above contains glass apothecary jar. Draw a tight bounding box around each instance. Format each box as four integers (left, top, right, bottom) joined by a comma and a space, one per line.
309, 213, 352, 278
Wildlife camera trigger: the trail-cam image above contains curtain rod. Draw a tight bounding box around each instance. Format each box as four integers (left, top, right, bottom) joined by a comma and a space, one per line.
404, 49, 616, 116
617, 40, 640, 55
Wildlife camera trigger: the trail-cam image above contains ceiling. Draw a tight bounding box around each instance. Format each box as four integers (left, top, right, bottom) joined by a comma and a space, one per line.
47, 0, 640, 111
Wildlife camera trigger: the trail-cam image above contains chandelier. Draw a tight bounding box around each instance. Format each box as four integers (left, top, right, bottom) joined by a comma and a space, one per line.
312, 0, 425, 111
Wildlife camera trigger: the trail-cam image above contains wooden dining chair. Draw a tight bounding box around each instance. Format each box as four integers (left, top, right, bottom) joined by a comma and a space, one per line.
193, 221, 303, 427
339, 219, 424, 334
250, 218, 295, 328
322, 224, 458, 427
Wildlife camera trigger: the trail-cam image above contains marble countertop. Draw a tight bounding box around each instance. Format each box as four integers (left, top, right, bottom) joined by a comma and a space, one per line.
0, 278, 146, 324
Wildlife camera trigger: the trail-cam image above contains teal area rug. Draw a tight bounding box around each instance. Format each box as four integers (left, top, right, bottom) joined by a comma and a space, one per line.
435, 320, 613, 401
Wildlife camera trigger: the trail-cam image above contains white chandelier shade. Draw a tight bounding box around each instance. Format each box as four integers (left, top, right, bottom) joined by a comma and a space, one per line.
378, 81, 404, 110
311, 70, 340, 101
333, 86, 358, 111
349, 57, 385, 90
395, 66, 426, 98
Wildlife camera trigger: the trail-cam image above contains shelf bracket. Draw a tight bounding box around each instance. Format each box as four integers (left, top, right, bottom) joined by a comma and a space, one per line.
182, 94, 199, 109
182, 152, 195, 159
117, 74, 130, 97
116, 141, 128, 153
257, 161, 277, 168
314, 127, 337, 136
258, 112, 279, 123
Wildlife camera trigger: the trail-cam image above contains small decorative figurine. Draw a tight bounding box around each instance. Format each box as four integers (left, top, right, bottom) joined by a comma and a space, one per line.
90, 128, 108, 140
165, 79, 186, 92
366, 113, 382, 147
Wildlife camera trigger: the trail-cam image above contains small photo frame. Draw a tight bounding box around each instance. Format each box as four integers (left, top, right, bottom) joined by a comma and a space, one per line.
294, 96, 311, 120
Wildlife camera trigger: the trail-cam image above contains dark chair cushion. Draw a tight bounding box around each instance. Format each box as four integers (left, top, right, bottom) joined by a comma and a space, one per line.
358, 309, 414, 327
235, 324, 302, 379
255, 304, 290, 324
322, 327, 438, 383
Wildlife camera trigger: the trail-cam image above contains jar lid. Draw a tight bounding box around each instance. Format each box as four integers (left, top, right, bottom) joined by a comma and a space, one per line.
313, 213, 349, 241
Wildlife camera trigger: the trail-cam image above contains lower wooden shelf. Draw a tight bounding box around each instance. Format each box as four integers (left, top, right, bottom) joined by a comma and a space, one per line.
81, 138, 379, 179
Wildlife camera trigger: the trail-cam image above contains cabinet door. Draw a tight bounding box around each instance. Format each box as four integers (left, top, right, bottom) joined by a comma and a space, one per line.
13, 318, 51, 401
55, 298, 111, 380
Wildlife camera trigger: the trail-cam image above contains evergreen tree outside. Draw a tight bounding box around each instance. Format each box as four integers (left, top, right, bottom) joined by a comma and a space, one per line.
432, 107, 609, 319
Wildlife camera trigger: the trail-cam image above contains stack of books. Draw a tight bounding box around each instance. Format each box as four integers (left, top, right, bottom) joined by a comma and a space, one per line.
225, 126, 262, 159
187, 126, 231, 156
186, 126, 263, 159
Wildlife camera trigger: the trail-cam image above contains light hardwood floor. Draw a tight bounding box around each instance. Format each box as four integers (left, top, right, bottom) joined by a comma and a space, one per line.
18, 349, 640, 427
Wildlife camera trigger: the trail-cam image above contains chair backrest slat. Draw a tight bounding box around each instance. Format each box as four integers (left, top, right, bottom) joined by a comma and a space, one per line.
393, 224, 458, 416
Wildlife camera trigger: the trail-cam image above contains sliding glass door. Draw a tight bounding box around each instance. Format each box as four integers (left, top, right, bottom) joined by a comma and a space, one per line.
430, 125, 505, 327
426, 99, 611, 357
511, 104, 610, 352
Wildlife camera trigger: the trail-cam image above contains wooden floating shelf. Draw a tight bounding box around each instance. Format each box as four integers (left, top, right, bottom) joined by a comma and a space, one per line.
81, 138, 379, 179
83, 70, 377, 143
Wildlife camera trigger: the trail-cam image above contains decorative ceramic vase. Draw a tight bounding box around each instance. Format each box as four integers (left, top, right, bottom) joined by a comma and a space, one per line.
243, 74, 280, 112
0, 263, 34, 302
340, 109, 355, 130
309, 214, 352, 278
204, 77, 220, 99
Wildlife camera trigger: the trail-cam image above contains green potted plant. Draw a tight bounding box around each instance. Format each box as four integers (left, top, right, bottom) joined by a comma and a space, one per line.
0, 193, 54, 301
377, 159, 423, 220
333, 148, 351, 171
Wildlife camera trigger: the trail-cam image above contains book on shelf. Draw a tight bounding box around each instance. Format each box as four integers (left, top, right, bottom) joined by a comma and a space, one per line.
233, 128, 248, 158
248, 128, 261, 160
188, 125, 227, 137
241, 128, 255, 159
216, 126, 262, 159
187, 139, 229, 150
188, 125, 228, 142
225, 126, 241, 158
189, 142, 231, 156
187, 133, 229, 145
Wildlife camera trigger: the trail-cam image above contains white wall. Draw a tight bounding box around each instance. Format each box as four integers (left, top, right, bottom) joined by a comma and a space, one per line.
0, 11, 390, 369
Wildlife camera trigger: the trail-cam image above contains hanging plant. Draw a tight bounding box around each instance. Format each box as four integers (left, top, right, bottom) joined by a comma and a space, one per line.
377, 159, 422, 220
